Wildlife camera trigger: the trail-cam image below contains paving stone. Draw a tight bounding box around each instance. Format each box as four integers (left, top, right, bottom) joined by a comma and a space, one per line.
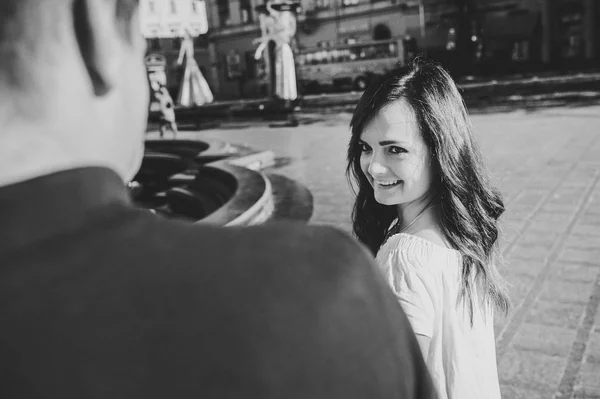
572, 224, 600, 237
555, 261, 600, 283
562, 179, 596, 190
585, 332, 600, 364
550, 191, 586, 203
526, 212, 574, 233
498, 348, 566, 391
509, 243, 553, 262
504, 271, 536, 305
503, 220, 525, 236
500, 384, 553, 399
517, 230, 561, 250
553, 189, 588, 200
573, 390, 600, 399
539, 280, 596, 304
535, 210, 577, 221
566, 234, 600, 249
504, 209, 536, 225
543, 201, 582, 213
560, 248, 600, 265
574, 361, 600, 397
527, 219, 571, 233
499, 233, 516, 251
512, 323, 577, 356
495, 313, 509, 336
526, 300, 585, 330
510, 190, 548, 208
578, 215, 600, 229
584, 202, 600, 216
505, 258, 547, 278
572, 165, 600, 177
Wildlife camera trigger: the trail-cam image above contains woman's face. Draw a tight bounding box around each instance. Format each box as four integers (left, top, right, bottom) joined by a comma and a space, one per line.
359, 100, 435, 208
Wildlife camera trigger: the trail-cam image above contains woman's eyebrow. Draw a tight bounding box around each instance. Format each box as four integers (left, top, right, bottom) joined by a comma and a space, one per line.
379, 140, 409, 146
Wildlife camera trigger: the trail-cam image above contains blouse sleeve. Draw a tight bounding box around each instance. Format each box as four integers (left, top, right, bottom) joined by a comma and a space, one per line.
383, 249, 436, 338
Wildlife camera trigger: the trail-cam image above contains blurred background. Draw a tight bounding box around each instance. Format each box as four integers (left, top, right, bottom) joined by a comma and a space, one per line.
142, 0, 599, 100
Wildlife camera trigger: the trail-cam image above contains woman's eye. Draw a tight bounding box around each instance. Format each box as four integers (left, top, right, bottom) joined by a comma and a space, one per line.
359, 143, 371, 152
389, 146, 407, 155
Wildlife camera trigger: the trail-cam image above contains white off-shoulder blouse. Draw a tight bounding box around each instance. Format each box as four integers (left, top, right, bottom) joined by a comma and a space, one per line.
375, 233, 501, 399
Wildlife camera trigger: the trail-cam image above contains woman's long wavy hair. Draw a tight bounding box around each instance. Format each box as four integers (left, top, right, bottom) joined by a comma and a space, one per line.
346, 57, 509, 322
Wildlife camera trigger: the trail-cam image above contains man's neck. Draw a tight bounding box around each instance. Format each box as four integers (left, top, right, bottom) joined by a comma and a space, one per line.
0, 126, 115, 188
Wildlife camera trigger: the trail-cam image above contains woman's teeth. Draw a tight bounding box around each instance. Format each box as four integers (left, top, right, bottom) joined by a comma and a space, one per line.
376, 180, 401, 187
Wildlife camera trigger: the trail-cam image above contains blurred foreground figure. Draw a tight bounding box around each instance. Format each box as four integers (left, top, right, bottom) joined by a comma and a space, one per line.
0, 1, 436, 398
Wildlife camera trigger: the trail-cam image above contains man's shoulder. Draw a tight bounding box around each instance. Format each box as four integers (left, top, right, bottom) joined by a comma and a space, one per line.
234, 222, 359, 249
139, 218, 375, 275
157, 220, 368, 259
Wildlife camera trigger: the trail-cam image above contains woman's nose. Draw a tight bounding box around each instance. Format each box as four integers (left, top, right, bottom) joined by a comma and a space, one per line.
368, 156, 387, 176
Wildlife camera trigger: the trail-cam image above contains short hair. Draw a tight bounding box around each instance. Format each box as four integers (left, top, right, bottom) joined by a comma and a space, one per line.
346, 57, 509, 323
0, 0, 139, 88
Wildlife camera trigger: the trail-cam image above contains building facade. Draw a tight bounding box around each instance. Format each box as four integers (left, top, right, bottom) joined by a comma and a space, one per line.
149, 0, 598, 100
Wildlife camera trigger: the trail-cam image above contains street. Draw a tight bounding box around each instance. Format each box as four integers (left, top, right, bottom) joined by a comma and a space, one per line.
179, 104, 600, 398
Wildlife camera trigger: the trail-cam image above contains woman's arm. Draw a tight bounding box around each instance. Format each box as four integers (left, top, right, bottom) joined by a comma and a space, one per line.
415, 334, 431, 361
384, 249, 436, 362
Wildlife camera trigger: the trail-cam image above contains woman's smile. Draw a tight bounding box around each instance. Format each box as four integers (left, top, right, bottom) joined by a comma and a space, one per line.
373, 179, 402, 188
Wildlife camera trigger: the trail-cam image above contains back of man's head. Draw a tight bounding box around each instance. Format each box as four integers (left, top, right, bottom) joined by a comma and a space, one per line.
0, 0, 148, 186
0, 0, 137, 95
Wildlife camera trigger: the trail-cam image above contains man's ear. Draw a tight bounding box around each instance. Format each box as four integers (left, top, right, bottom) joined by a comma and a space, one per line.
72, 0, 120, 96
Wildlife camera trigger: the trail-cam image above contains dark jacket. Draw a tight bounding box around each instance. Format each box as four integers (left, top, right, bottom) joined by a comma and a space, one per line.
0, 167, 436, 399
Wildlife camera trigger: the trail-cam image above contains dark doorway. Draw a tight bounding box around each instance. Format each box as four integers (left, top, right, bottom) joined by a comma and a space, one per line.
373, 24, 392, 41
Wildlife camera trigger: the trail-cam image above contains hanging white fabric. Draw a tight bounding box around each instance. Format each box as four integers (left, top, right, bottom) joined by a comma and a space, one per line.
254, 2, 298, 101
176, 33, 214, 107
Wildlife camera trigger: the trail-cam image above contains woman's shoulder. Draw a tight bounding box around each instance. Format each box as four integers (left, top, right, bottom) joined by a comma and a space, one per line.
378, 231, 461, 271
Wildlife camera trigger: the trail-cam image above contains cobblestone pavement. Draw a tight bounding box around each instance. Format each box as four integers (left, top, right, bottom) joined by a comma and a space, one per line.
180, 105, 600, 398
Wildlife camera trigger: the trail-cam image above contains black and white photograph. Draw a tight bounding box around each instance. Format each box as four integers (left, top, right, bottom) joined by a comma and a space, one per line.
1, 0, 599, 398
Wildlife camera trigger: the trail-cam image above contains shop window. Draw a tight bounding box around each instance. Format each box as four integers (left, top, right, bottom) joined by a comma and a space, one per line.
217, 0, 232, 27
342, 0, 359, 7
245, 51, 258, 79
511, 40, 530, 61
563, 34, 583, 59
194, 35, 209, 48
373, 23, 391, 41
240, 0, 253, 23
149, 38, 161, 51
315, 0, 331, 9
225, 51, 242, 80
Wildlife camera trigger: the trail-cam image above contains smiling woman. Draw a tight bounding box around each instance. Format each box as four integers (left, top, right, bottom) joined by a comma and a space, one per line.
357, 99, 435, 210
346, 57, 509, 399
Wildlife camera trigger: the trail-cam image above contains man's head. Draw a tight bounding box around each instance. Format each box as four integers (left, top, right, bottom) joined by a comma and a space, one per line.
0, 0, 148, 183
